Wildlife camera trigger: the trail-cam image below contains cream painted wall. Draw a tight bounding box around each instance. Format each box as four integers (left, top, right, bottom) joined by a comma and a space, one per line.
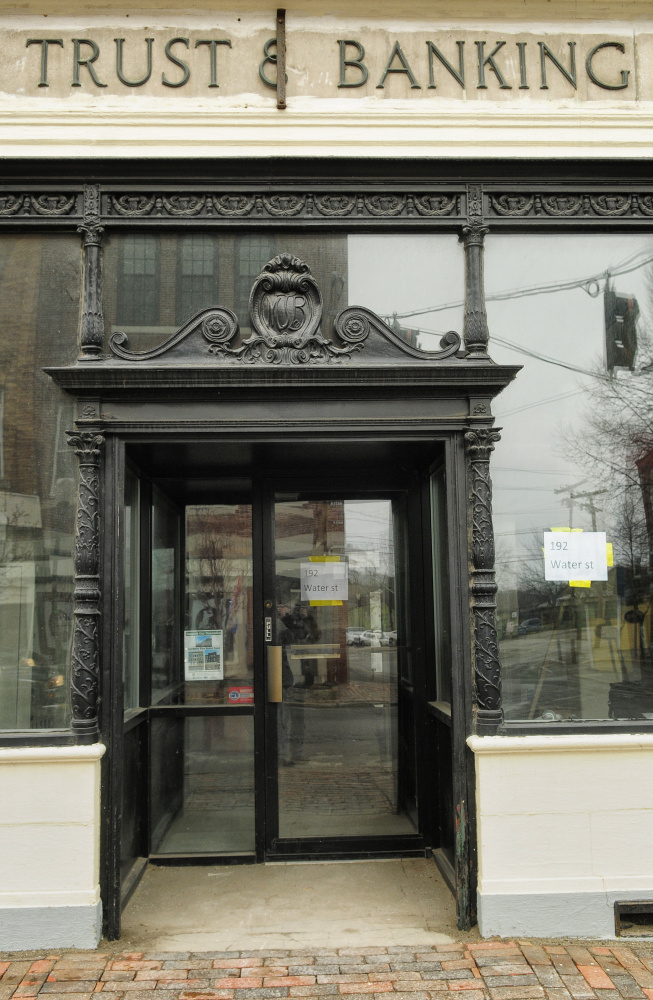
468, 734, 653, 938
0, 744, 105, 950
0, 4, 650, 156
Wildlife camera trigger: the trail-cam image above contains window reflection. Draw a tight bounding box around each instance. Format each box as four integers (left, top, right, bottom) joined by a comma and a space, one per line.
0, 235, 80, 730
485, 235, 653, 721
104, 232, 464, 352
274, 497, 416, 838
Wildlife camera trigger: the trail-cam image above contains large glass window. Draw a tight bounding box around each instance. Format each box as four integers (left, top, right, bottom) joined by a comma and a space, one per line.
485, 235, 653, 722
0, 235, 81, 730
104, 232, 464, 351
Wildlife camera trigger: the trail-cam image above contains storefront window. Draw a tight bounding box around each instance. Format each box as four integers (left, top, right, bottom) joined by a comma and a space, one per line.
485, 235, 653, 722
104, 232, 464, 351
0, 234, 81, 730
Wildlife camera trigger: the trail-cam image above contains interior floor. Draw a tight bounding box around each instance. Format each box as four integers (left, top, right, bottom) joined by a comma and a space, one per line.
119, 858, 469, 950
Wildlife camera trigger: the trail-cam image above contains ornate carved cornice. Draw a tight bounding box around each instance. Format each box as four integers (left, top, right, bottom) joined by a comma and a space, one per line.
465, 426, 502, 734
66, 430, 104, 743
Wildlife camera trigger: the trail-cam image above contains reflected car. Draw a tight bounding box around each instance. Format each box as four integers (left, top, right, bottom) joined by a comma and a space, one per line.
346, 627, 366, 646
360, 629, 391, 646
516, 618, 542, 635
386, 630, 397, 646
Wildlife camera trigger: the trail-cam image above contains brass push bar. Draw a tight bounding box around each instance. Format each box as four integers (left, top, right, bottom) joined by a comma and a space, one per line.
267, 646, 283, 703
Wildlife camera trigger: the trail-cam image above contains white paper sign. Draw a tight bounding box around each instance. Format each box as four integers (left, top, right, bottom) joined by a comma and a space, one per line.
300, 561, 348, 601
184, 629, 224, 680
543, 532, 608, 581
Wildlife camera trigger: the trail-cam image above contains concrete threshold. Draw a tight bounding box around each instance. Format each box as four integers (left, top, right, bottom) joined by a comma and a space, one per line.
119, 857, 471, 952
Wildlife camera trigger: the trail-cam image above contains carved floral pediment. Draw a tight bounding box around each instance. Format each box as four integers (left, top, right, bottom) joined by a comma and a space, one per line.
109, 253, 463, 366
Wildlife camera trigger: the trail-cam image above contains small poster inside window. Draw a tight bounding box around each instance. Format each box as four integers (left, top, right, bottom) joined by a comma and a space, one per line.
300, 560, 348, 602
184, 629, 224, 681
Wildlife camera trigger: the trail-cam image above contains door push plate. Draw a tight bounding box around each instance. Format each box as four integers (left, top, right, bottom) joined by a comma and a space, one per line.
265, 616, 272, 642
267, 646, 283, 703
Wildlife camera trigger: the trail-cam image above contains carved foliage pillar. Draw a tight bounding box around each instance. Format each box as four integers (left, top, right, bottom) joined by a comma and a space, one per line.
78, 184, 104, 359
465, 427, 502, 733
460, 185, 490, 358
67, 430, 104, 742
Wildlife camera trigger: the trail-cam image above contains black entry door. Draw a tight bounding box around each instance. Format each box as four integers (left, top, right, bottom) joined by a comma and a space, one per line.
261, 487, 424, 858
129, 478, 425, 864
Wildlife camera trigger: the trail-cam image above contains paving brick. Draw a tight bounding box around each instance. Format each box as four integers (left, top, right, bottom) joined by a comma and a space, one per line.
0, 987, 17, 1000
102, 974, 136, 983
0, 964, 11, 980
289, 986, 338, 996
644, 991, 653, 1000
31, 961, 57, 975
534, 969, 565, 988
577, 968, 615, 991
480, 966, 530, 977
630, 975, 653, 990
29, 994, 94, 1000
559, 976, 597, 999
213, 963, 264, 971
338, 985, 392, 994
593, 992, 622, 1000
612, 953, 645, 972
339, 968, 390, 976
487, 989, 545, 1000
390, 967, 444, 975
212, 980, 263, 990
110, 965, 163, 974
263, 980, 316, 988
156, 982, 211, 991
473, 959, 527, 970
134, 972, 189, 982
162, 964, 214, 972
41, 985, 104, 995
288, 970, 338, 978
317, 979, 368, 986
522, 950, 552, 967
569, 952, 600, 968
368, 974, 422, 983
178, 995, 233, 1000
3, 962, 34, 984
447, 981, 486, 992
52, 971, 107, 981
483, 976, 539, 988
468, 944, 518, 953
100, 984, 156, 993
553, 960, 581, 977
546, 951, 570, 957
609, 975, 645, 999
234, 990, 289, 1000
338, 953, 388, 959
543, 990, 572, 1000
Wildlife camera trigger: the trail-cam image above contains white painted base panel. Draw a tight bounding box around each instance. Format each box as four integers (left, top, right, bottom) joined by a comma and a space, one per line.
0, 744, 105, 951
0, 902, 102, 951
478, 889, 653, 939
469, 734, 653, 939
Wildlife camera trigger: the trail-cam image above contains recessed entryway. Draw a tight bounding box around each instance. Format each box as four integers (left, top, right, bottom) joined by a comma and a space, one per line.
118, 859, 473, 952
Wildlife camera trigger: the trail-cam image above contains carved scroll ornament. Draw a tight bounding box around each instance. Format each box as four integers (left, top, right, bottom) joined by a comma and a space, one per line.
110, 252, 463, 366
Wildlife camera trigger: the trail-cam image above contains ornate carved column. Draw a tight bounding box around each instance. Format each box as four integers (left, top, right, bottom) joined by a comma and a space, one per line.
465, 427, 503, 734
78, 184, 104, 360
460, 185, 490, 358
67, 430, 104, 742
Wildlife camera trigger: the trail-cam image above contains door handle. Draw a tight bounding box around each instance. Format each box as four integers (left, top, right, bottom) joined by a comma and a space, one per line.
267, 646, 283, 703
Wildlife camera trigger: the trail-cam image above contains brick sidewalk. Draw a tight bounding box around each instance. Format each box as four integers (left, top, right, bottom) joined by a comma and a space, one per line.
2, 942, 653, 1000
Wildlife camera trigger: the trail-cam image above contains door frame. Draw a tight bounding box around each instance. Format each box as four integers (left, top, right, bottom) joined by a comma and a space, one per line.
259, 477, 428, 861
98, 428, 479, 939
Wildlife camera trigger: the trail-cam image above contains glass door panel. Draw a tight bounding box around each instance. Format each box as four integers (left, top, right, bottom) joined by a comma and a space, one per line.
148, 498, 256, 857
273, 497, 417, 840
184, 504, 254, 707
